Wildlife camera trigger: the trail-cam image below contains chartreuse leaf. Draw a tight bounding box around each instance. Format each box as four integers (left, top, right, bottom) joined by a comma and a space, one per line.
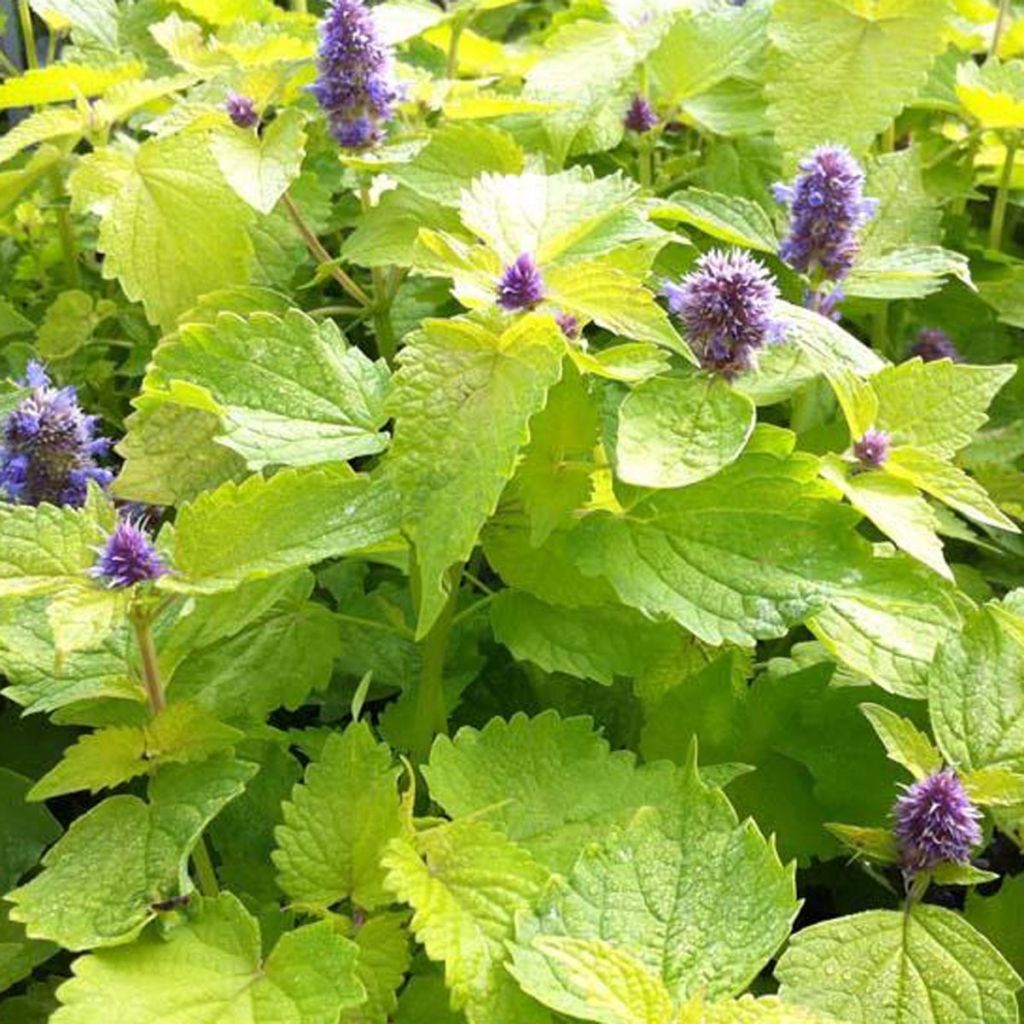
0, 63, 144, 109
775, 905, 1022, 1024
6, 756, 255, 951
678, 995, 842, 1023
27, 703, 242, 801
210, 107, 307, 215
766, 0, 950, 161
0, 769, 61, 892
928, 600, 1024, 774
960, 765, 1024, 806
50, 893, 366, 1024
0, 107, 87, 166
512, 761, 797, 1004
382, 819, 552, 1024
273, 722, 403, 912
45, 586, 128, 665
843, 246, 972, 300
956, 58, 1024, 130
565, 451, 866, 646
859, 702, 942, 780
148, 309, 389, 470
615, 371, 756, 488
385, 315, 564, 636
164, 466, 399, 595
652, 188, 778, 253
344, 912, 410, 1024
81, 131, 255, 332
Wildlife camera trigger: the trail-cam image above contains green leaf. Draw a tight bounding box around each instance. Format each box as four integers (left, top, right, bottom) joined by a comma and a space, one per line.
0, 63, 143, 109
0, 906, 56, 994
859, 702, 942, 780
210, 107, 307, 215
615, 372, 755, 489
165, 467, 399, 595
508, 936, 673, 1024
384, 315, 564, 636
273, 722, 404, 912
928, 601, 1024, 774
344, 912, 411, 1024
956, 58, 1024, 130
27, 703, 242, 801
512, 763, 797, 1003
652, 189, 778, 253
29, 0, 118, 47
6, 756, 255, 950
565, 451, 866, 646
50, 893, 366, 1024
966, 874, 1024, 989
148, 309, 389, 470
766, 0, 950, 161
824, 824, 899, 864
776, 904, 1022, 1024
843, 245, 972, 300
961, 765, 1024, 806
84, 132, 255, 331
382, 819, 552, 1023
929, 863, 1001, 887
678, 995, 842, 1023
0, 769, 60, 892
0, 106, 86, 166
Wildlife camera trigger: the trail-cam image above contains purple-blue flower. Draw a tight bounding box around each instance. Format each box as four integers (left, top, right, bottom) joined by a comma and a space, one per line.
624, 95, 658, 133
853, 428, 890, 468
0, 362, 112, 507
774, 145, 878, 282
894, 769, 982, 873
90, 518, 167, 589
312, 0, 397, 149
555, 311, 580, 340
663, 248, 785, 375
225, 93, 259, 129
910, 328, 961, 363
497, 253, 545, 311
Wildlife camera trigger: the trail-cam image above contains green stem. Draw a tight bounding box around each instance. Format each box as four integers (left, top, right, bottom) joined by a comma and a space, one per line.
447, 15, 468, 79
290, 0, 308, 11
191, 836, 220, 898
46, 27, 61, 66
0, 48, 20, 77
871, 302, 890, 357
360, 185, 398, 363
49, 166, 81, 288
18, 0, 38, 69
131, 612, 165, 715
990, 0, 1012, 58
281, 192, 371, 307
990, 138, 1018, 251
409, 567, 461, 763
882, 121, 895, 153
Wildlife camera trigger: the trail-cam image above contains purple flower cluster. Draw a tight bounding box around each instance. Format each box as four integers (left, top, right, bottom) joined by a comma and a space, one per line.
894, 769, 982, 873
910, 328, 961, 363
90, 518, 167, 589
853, 428, 890, 468
497, 253, 545, 311
624, 95, 658, 134
555, 311, 580, 340
774, 145, 878, 282
664, 249, 785, 375
0, 362, 112, 507
225, 93, 259, 129
312, 0, 397, 149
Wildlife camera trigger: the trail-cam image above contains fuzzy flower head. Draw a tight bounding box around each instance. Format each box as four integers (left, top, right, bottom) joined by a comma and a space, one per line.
663, 249, 785, 375
774, 145, 878, 282
894, 769, 983, 873
910, 328, 961, 363
312, 0, 397, 149
853, 427, 890, 468
624, 95, 658, 133
497, 253, 545, 311
555, 311, 580, 340
90, 518, 167, 589
225, 93, 259, 129
0, 362, 112, 507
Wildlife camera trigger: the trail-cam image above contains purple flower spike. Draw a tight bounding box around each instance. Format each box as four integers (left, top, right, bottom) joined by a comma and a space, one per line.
225, 93, 259, 129
910, 328, 962, 363
497, 254, 545, 311
0, 362, 112, 507
774, 145, 878, 282
90, 519, 167, 589
663, 249, 785, 375
853, 428, 890, 468
555, 311, 580, 340
894, 769, 982, 874
625, 95, 658, 133
312, 0, 397, 149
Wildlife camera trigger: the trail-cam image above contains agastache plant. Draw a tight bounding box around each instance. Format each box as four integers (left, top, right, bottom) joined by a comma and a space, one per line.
663, 248, 785, 374
225, 93, 259, 129
624, 95, 658, 133
90, 518, 167, 589
497, 253, 545, 311
853, 428, 890, 468
312, 0, 397, 149
894, 769, 983, 874
910, 327, 962, 362
0, 362, 112, 507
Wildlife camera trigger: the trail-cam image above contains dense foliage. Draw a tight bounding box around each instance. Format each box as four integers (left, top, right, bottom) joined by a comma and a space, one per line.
2, 0, 1024, 1021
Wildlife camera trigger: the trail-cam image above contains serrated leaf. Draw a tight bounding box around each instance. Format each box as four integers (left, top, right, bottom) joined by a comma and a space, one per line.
46, 586, 127, 665
51, 893, 366, 1024
274, 722, 403, 912
0, 769, 61, 892
679, 995, 842, 1024
28, 703, 242, 801
957, 58, 1024, 130
210, 107, 307, 215
165, 467, 399, 595
88, 132, 255, 331
6, 756, 254, 950
653, 189, 778, 253
615, 372, 755, 489
824, 824, 899, 864
961, 765, 1024, 806
0, 906, 56, 994
766, 0, 950, 161
344, 913, 410, 1024
0, 107, 86, 166
29, 0, 118, 48
844, 245, 972, 299
965, 874, 1024, 987
148, 309, 390, 470
859, 702, 942, 780
384, 315, 564, 636
0, 63, 144, 109
776, 904, 1022, 1024
345, 189, 463, 269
